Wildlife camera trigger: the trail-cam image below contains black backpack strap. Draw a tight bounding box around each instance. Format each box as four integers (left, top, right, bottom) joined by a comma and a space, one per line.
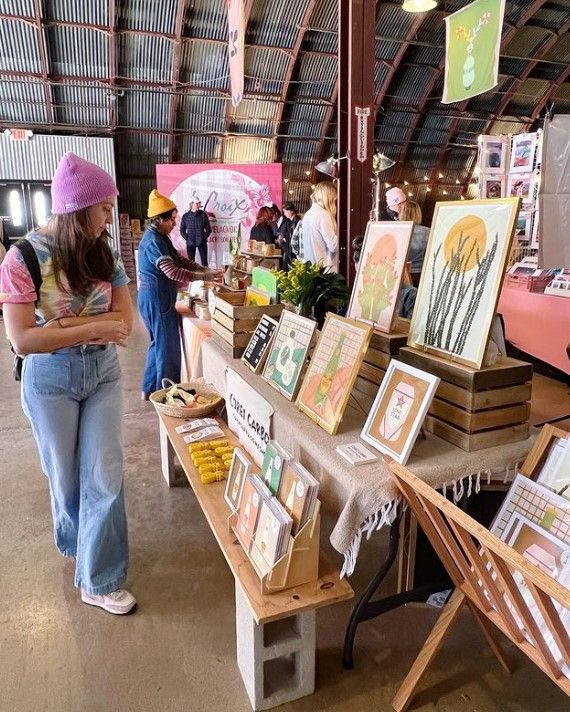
14, 239, 42, 303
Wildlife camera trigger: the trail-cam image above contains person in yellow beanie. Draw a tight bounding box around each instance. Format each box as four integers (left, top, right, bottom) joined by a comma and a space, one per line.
137, 189, 222, 398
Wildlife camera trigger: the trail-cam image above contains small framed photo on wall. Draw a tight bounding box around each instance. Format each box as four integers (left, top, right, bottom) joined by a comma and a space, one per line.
480, 176, 505, 200
480, 135, 508, 174
509, 132, 538, 174
507, 173, 535, 204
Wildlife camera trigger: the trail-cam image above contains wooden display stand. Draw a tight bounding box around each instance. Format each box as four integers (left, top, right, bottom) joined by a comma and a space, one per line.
353, 321, 409, 410
155, 411, 353, 710
211, 290, 284, 358
399, 347, 532, 451
230, 502, 320, 596
389, 461, 570, 711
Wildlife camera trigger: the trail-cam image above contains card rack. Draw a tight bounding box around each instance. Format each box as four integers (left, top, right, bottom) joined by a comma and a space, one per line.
229, 500, 321, 596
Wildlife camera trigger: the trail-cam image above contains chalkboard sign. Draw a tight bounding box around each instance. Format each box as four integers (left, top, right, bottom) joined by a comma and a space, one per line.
241, 315, 279, 373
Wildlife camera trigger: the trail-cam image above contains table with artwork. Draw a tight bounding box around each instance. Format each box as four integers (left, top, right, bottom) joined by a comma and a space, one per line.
498, 287, 570, 376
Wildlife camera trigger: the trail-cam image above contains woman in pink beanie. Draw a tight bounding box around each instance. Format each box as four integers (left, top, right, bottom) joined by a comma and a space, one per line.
0, 152, 136, 615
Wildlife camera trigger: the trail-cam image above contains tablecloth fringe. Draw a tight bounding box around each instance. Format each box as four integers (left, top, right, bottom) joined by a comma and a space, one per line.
340, 465, 521, 578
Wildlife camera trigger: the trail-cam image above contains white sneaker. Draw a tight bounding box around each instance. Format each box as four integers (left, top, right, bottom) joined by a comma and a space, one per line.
81, 588, 136, 615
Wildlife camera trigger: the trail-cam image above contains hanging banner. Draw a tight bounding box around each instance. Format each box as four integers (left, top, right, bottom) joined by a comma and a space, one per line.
354, 106, 370, 163
156, 163, 282, 267
442, 0, 506, 104
227, 0, 245, 107
225, 368, 273, 466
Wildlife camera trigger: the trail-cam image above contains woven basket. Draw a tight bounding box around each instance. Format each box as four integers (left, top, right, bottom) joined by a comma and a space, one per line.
150, 379, 223, 419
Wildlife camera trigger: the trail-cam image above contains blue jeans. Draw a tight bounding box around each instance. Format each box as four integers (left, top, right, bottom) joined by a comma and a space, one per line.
21, 345, 129, 595
138, 283, 181, 394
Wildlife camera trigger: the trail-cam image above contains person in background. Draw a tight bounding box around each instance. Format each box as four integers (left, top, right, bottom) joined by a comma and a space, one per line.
250, 206, 276, 245
385, 186, 407, 220
398, 199, 430, 287
138, 190, 221, 399
269, 203, 282, 238
352, 233, 417, 320
276, 201, 300, 270
0, 152, 135, 615
179, 198, 211, 266
302, 182, 338, 271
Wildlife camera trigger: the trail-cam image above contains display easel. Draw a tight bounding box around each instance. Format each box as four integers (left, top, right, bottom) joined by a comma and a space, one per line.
389, 462, 570, 712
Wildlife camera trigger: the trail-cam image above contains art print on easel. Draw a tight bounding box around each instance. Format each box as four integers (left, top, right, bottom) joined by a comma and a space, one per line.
480, 136, 509, 174
262, 311, 316, 400
361, 359, 440, 465
296, 314, 373, 435
408, 198, 519, 369
509, 132, 538, 174
347, 221, 414, 333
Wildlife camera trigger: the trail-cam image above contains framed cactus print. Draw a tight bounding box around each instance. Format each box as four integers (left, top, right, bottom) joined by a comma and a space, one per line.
347, 221, 414, 333
408, 198, 520, 369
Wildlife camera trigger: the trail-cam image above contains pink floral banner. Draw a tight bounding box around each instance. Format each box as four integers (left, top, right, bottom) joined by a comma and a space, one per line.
227, 0, 245, 108
156, 163, 282, 267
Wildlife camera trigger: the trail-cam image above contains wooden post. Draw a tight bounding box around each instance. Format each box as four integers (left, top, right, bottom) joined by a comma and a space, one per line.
337, 0, 376, 283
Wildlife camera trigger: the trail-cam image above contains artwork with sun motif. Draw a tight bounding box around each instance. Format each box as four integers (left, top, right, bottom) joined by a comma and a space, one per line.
408, 198, 520, 369
347, 221, 414, 333
361, 359, 440, 465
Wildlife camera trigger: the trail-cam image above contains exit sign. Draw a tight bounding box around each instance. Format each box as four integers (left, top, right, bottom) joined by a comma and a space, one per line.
4, 129, 33, 140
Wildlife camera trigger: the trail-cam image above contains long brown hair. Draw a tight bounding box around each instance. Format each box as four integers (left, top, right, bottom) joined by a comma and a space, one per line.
41, 210, 115, 296
255, 206, 273, 226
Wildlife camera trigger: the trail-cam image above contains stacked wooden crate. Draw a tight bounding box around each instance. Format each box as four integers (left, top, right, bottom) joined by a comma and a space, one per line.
353, 324, 409, 410
398, 347, 532, 451
211, 291, 284, 358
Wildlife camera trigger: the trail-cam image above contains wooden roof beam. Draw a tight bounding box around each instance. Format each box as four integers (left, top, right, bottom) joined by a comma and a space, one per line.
167, 0, 187, 163
32, 0, 54, 125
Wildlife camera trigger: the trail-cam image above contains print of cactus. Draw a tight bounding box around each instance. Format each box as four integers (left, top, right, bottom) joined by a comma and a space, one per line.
357, 257, 397, 322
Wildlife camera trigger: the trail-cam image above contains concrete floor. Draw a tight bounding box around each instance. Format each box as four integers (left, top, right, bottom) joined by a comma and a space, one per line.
1, 296, 568, 712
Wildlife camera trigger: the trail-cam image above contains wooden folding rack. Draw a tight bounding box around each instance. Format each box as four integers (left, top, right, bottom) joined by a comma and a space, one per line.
389, 461, 570, 712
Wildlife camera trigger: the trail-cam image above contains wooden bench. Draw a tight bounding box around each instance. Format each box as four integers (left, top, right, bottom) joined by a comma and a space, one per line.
389, 462, 570, 712
156, 411, 354, 710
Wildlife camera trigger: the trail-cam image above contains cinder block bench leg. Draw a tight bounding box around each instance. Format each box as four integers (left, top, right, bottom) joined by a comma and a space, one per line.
235, 586, 316, 711
159, 419, 176, 486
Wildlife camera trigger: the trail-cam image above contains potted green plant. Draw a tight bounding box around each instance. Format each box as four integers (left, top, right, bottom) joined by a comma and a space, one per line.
276, 260, 350, 327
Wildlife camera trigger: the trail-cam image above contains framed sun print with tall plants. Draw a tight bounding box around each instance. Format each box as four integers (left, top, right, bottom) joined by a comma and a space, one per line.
408, 198, 520, 369
347, 221, 414, 333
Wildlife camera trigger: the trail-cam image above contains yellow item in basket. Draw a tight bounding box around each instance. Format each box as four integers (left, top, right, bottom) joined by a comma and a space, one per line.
200, 471, 227, 485
214, 446, 233, 456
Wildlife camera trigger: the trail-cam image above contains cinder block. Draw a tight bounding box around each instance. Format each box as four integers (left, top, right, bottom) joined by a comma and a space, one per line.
235, 587, 316, 710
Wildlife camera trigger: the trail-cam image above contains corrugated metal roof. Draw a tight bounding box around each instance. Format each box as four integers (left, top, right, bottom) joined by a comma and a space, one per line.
534, 2, 570, 30
0, 18, 41, 73
228, 98, 277, 136
116, 133, 168, 176
223, 136, 274, 163
180, 40, 228, 89
284, 101, 327, 138
303, 0, 337, 53
53, 83, 110, 126
290, 52, 336, 99
0, 80, 48, 124
389, 64, 437, 108
505, 26, 553, 58
543, 34, 570, 63
117, 0, 178, 35
468, 76, 513, 114
506, 78, 551, 114
118, 90, 171, 130
177, 93, 226, 133
46, 0, 108, 25
248, 0, 310, 49
2, 0, 34, 17
177, 134, 222, 163
183, 0, 227, 41
47, 25, 108, 78
244, 46, 288, 95
118, 34, 173, 82
279, 139, 317, 170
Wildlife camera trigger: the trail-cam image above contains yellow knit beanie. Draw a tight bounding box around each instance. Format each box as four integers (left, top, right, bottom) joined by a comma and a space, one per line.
147, 189, 177, 218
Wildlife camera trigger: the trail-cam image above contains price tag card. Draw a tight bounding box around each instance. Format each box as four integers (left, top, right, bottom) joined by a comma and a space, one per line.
183, 426, 225, 443
175, 418, 218, 435
336, 442, 378, 467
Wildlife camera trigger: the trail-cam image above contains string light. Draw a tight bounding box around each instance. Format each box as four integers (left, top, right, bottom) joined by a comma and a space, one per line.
455, 179, 460, 184
404, 180, 409, 186
424, 175, 429, 181
305, 170, 311, 176
438, 172, 444, 179
442, 189, 448, 195
385, 183, 391, 188
288, 189, 293, 195
284, 178, 289, 184
426, 186, 431, 192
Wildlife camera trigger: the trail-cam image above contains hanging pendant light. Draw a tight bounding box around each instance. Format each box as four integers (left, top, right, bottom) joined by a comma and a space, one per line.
372, 152, 395, 173
402, 0, 438, 13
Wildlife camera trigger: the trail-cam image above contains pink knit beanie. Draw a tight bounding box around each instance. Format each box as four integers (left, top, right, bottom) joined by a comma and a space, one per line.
385, 186, 407, 209
51, 152, 118, 214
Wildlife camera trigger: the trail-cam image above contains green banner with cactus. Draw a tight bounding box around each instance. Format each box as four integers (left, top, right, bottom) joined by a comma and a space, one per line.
442, 0, 506, 104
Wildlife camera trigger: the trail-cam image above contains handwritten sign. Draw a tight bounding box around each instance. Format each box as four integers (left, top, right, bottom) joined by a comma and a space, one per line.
355, 106, 370, 163
241, 315, 278, 373
227, 0, 244, 107
226, 368, 273, 466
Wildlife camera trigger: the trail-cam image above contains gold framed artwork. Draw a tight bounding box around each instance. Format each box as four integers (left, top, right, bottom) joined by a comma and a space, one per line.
296, 313, 373, 435
347, 220, 414, 333
360, 359, 440, 465
408, 198, 520, 369
262, 310, 317, 400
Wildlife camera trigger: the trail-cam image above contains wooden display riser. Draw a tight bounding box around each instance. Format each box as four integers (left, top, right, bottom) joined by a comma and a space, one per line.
399, 347, 532, 452
155, 411, 353, 710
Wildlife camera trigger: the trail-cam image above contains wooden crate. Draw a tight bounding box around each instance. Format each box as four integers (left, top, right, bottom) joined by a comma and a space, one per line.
399, 347, 532, 452
369, 320, 409, 355
211, 291, 284, 358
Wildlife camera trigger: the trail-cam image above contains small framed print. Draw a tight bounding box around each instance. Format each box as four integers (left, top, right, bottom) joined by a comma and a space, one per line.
514, 211, 531, 242
530, 211, 540, 248
505, 514, 570, 581
480, 176, 505, 200
507, 173, 534, 203
224, 448, 250, 511
480, 135, 508, 174
296, 313, 373, 435
510, 132, 538, 174
361, 359, 440, 465
241, 315, 278, 374
262, 310, 317, 400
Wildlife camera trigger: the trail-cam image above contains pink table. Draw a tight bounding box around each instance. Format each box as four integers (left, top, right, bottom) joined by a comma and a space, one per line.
178, 311, 212, 380
498, 287, 570, 375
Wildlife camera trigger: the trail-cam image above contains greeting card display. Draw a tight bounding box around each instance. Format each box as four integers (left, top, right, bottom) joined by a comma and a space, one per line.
224, 447, 250, 511
347, 221, 414, 333
241, 315, 278, 374
408, 198, 519, 369
277, 460, 319, 535
249, 497, 293, 576
245, 286, 271, 307
361, 359, 440, 465
509, 132, 538, 174
260, 440, 290, 495
251, 266, 278, 303
297, 313, 373, 435
262, 310, 317, 400
235, 475, 271, 551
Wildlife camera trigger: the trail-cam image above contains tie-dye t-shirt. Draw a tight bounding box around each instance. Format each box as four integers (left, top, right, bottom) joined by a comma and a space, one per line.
0, 231, 129, 323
